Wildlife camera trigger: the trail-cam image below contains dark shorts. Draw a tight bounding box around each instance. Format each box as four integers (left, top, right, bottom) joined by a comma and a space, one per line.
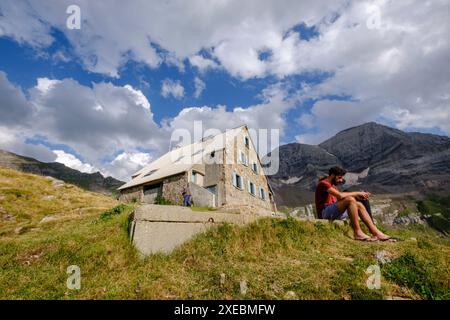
321, 203, 348, 220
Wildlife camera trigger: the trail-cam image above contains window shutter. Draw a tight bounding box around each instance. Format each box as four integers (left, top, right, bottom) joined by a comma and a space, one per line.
247, 180, 251, 193
232, 172, 237, 187
240, 176, 244, 189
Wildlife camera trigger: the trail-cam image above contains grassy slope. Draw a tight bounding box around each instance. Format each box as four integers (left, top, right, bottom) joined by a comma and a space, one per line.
0, 167, 449, 300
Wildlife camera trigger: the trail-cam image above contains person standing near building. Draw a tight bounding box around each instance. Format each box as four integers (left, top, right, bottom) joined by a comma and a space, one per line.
182, 185, 192, 206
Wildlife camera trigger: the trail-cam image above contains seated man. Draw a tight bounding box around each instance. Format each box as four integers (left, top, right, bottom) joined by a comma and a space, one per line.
315, 166, 393, 241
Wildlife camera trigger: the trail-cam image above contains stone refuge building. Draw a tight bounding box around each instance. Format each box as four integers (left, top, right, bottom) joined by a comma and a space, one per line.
118, 125, 277, 214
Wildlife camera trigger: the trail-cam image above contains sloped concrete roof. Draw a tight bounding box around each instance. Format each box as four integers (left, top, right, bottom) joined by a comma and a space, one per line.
118, 125, 245, 190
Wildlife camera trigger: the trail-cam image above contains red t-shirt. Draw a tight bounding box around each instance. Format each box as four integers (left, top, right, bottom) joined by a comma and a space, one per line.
315, 179, 337, 218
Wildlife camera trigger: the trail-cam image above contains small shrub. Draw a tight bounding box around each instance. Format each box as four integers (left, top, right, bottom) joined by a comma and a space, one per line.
3, 189, 29, 198
154, 195, 172, 205
100, 204, 128, 220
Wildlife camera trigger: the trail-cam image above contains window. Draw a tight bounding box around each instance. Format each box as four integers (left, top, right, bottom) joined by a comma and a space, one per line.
174, 155, 184, 163
248, 181, 256, 196
259, 187, 266, 200
191, 171, 197, 183
239, 150, 248, 166
252, 162, 258, 173
244, 136, 250, 148
143, 169, 158, 177
232, 171, 244, 189
192, 149, 203, 156
202, 134, 215, 142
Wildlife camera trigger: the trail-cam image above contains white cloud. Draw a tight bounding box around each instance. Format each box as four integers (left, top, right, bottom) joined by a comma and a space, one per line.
103, 151, 152, 181
0, 1, 53, 47
0, 0, 447, 136
295, 100, 381, 144
0, 71, 34, 125
36, 78, 60, 94
53, 149, 97, 173
193, 77, 205, 98
164, 83, 293, 154
123, 85, 151, 110
189, 55, 219, 72
161, 78, 185, 99
0, 126, 56, 162
0, 0, 340, 77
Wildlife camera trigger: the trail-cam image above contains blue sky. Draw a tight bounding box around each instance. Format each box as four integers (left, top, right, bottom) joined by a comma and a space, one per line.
0, 1, 448, 180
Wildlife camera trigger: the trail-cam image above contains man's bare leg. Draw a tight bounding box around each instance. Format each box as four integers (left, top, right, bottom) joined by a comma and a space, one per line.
356, 202, 391, 240
336, 197, 375, 240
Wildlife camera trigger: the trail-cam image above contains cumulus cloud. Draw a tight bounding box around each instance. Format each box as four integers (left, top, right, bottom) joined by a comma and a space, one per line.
193, 77, 205, 98
103, 151, 153, 181
0, 0, 447, 136
0, 72, 166, 179
0, 0, 339, 77
189, 55, 219, 72
0, 126, 56, 162
295, 100, 380, 144
28, 77, 162, 160
0, 71, 34, 125
53, 150, 97, 173
161, 79, 185, 99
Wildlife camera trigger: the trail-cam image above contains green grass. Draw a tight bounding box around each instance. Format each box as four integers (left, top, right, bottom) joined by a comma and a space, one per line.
1, 166, 449, 300
1, 209, 449, 299
190, 206, 217, 212
417, 196, 450, 235
383, 252, 449, 299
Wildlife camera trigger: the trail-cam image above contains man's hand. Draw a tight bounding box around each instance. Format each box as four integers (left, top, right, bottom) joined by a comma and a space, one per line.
357, 191, 371, 200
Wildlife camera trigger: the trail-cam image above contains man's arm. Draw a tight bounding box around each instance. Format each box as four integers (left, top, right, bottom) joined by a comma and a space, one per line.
327, 186, 369, 200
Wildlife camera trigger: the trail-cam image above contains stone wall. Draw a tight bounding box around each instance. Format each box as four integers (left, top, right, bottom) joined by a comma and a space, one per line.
119, 185, 143, 202
222, 127, 275, 213
162, 173, 188, 205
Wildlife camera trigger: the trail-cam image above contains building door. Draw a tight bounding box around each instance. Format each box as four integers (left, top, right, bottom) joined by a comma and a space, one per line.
205, 185, 218, 207
143, 183, 162, 204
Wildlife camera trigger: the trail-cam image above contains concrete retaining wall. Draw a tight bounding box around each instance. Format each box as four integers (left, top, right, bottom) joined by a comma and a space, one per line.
130, 204, 260, 255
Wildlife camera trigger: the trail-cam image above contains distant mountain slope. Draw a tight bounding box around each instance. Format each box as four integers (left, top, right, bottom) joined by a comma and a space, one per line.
267, 122, 450, 206
0, 149, 124, 195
